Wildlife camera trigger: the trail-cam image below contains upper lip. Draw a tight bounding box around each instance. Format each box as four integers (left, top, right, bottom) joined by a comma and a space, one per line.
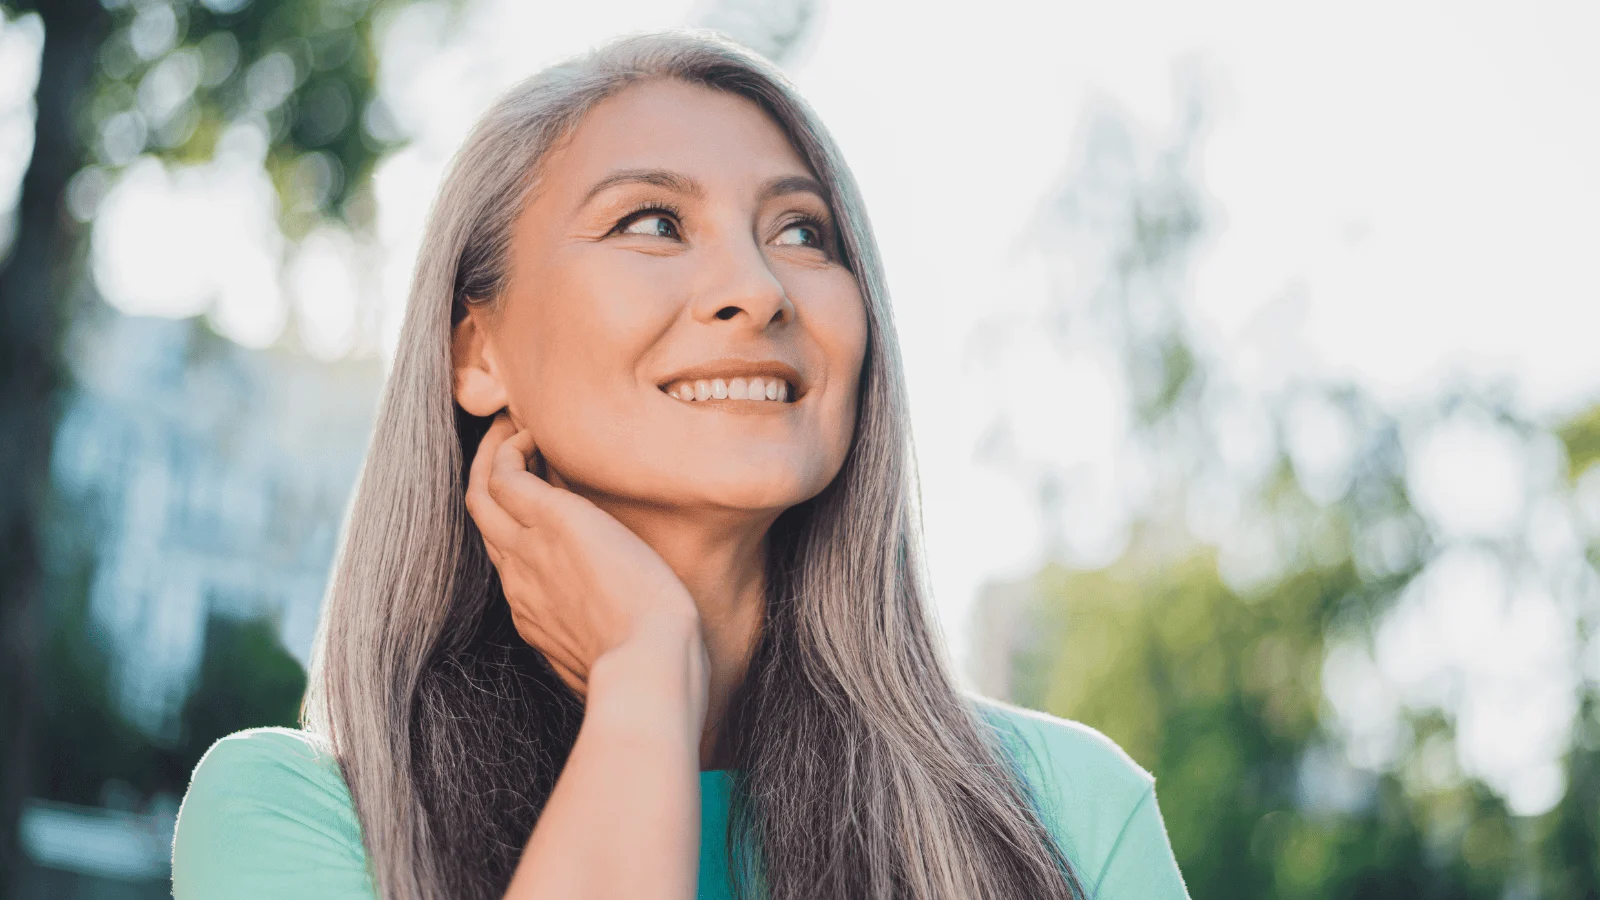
656, 358, 806, 397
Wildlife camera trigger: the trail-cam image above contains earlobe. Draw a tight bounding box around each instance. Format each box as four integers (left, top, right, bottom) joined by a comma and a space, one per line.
451, 311, 509, 417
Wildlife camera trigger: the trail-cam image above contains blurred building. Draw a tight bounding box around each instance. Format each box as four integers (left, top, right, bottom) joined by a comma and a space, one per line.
48, 306, 382, 740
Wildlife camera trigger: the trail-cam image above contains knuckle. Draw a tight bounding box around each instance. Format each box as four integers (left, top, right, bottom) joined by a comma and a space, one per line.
484, 471, 508, 504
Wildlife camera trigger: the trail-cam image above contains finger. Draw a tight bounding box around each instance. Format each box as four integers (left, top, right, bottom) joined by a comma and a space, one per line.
467, 414, 524, 545
469, 412, 518, 491
481, 535, 505, 569
467, 480, 523, 557
488, 430, 562, 529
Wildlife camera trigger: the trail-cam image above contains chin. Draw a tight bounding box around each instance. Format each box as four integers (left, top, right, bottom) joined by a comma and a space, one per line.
556, 440, 842, 514
672, 462, 829, 512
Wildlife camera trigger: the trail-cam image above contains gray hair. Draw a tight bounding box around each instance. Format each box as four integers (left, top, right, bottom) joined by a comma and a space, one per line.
301, 29, 1085, 900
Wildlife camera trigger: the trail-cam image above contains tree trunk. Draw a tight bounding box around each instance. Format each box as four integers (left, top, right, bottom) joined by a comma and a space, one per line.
0, 0, 106, 878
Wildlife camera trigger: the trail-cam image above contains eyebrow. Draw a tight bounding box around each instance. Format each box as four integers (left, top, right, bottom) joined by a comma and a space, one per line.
580, 168, 704, 207
758, 174, 830, 206
579, 168, 832, 210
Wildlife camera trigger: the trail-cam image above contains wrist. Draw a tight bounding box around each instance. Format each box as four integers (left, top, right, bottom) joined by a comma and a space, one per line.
614, 596, 702, 655
587, 611, 709, 737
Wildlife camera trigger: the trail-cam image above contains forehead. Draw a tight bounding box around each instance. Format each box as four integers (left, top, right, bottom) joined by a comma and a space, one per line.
537, 78, 814, 199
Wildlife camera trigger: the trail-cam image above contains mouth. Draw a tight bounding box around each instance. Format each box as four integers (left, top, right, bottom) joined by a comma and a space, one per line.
660, 375, 799, 404
656, 360, 804, 405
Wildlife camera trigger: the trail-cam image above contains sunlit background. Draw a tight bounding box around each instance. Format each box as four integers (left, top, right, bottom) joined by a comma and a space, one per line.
2, 0, 1598, 896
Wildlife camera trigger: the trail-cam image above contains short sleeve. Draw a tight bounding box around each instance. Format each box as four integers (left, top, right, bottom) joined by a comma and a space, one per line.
971, 697, 1190, 900
171, 727, 378, 900
1090, 785, 1189, 899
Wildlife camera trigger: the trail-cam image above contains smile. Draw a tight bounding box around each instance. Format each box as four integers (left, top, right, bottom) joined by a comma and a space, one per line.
662, 376, 796, 403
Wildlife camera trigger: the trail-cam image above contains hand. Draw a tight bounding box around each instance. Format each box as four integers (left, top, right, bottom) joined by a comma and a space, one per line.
465, 412, 701, 695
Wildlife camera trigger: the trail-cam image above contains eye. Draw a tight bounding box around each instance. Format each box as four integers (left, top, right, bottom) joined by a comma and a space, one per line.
613, 207, 682, 240
774, 220, 826, 249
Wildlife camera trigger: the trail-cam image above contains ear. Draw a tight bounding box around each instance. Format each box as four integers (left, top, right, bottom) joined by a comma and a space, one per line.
450, 307, 509, 417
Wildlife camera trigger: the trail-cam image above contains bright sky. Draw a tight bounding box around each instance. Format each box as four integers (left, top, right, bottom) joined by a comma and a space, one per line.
3, 0, 1597, 816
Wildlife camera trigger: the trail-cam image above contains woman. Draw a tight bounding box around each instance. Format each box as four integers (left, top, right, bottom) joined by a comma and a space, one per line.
171, 30, 1189, 900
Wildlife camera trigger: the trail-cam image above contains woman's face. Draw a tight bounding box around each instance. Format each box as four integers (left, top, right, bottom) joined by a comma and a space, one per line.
453, 78, 869, 516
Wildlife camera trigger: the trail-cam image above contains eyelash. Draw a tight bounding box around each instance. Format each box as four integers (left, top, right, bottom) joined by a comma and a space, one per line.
609, 201, 686, 237
608, 202, 836, 253
774, 214, 834, 251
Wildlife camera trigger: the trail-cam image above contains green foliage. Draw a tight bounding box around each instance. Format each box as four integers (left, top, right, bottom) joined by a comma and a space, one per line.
35, 567, 307, 807
33, 558, 170, 807
85, 0, 404, 236
24, 0, 396, 825
1008, 540, 1556, 899
993, 87, 1600, 899
173, 613, 309, 762
1003, 341, 1600, 898
1560, 405, 1600, 482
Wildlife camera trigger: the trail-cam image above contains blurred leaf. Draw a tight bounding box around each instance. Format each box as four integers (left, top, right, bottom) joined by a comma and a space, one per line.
1559, 404, 1600, 481
86, 0, 403, 236
994, 91, 1600, 899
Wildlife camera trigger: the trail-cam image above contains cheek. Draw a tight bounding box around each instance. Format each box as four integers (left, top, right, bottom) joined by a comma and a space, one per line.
503, 254, 677, 438
806, 272, 871, 427
523, 253, 676, 377
840, 301, 870, 395
788, 263, 868, 351
763, 270, 869, 494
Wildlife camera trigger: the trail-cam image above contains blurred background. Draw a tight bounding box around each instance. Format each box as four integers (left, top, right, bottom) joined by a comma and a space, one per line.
1, 0, 1597, 896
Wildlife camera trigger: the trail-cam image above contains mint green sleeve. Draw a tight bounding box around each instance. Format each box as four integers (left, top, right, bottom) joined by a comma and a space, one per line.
971, 697, 1191, 900
1089, 785, 1189, 899
171, 728, 378, 900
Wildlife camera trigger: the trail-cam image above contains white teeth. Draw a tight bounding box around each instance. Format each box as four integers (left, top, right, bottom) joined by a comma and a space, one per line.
664, 377, 793, 403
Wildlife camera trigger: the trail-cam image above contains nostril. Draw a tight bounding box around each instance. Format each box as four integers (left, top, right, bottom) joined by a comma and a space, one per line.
715, 306, 739, 320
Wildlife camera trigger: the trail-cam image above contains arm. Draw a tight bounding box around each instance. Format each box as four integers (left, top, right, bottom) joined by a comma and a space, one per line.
503, 612, 709, 900
465, 413, 711, 899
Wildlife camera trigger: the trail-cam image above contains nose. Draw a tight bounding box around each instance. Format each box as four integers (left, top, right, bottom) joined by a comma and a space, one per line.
689, 233, 796, 330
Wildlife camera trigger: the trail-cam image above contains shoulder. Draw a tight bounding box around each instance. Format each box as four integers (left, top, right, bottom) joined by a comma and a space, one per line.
179, 727, 355, 829
968, 696, 1157, 884
189, 726, 343, 782
172, 727, 377, 900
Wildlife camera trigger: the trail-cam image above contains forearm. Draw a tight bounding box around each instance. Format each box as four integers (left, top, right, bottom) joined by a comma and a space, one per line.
504, 613, 710, 900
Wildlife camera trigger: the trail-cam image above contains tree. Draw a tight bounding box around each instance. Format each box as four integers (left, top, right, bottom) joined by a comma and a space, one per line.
0, 0, 109, 875
979, 85, 1600, 898
1, 0, 399, 875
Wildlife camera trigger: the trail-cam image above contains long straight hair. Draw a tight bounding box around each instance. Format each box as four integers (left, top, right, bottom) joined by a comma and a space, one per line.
301, 30, 1085, 900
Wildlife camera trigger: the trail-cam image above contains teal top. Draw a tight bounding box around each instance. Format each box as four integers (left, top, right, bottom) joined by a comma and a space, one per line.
170, 697, 1190, 899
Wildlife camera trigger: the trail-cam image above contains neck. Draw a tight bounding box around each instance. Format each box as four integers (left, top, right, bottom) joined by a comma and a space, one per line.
579, 489, 775, 771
